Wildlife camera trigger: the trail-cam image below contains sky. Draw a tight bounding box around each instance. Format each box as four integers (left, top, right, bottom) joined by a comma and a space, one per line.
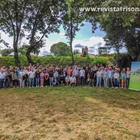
0, 22, 126, 55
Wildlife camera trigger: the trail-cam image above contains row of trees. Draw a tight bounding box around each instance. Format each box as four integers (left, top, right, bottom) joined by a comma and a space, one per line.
0, 0, 140, 66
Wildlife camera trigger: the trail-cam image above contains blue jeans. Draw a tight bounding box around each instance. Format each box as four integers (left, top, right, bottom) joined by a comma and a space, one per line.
29, 78, 34, 87
96, 77, 101, 87
80, 76, 84, 85
36, 78, 40, 86
0, 79, 4, 89
126, 78, 130, 88
49, 77, 53, 86
114, 79, 118, 87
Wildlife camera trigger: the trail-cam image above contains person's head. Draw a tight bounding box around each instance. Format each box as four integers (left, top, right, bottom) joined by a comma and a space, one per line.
127, 67, 130, 71
115, 69, 118, 73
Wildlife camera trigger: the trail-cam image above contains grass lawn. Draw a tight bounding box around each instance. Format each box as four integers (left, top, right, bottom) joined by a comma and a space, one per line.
0, 87, 140, 140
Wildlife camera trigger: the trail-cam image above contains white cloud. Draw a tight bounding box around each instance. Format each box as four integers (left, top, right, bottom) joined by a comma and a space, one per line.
73, 36, 106, 54
40, 38, 61, 54
0, 31, 13, 49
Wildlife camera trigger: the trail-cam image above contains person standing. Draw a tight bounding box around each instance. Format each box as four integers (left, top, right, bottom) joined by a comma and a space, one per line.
40, 69, 45, 87
49, 69, 54, 87
28, 68, 35, 87
19, 68, 25, 88
44, 69, 49, 87
113, 69, 119, 88
126, 67, 131, 88
79, 67, 85, 85
11, 68, 19, 88
0, 69, 6, 89
96, 68, 102, 87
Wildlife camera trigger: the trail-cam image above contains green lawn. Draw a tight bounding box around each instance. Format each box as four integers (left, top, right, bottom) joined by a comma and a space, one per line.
0, 87, 140, 140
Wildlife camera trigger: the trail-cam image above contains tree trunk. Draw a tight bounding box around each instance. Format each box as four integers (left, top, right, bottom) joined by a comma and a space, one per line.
70, 14, 75, 65
137, 53, 140, 61
26, 46, 35, 64
13, 41, 20, 66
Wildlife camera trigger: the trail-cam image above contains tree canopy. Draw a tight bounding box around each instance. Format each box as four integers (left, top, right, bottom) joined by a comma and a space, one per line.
50, 42, 71, 56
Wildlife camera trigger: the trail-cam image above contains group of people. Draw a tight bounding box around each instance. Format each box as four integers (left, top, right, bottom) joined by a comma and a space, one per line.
0, 63, 131, 89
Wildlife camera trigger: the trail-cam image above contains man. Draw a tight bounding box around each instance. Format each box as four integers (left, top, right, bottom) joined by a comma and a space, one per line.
85, 66, 90, 84
49, 68, 54, 87
0, 69, 6, 89
72, 67, 79, 85
70, 75, 76, 86
28, 68, 35, 87
107, 67, 114, 87
79, 67, 85, 85
89, 68, 95, 86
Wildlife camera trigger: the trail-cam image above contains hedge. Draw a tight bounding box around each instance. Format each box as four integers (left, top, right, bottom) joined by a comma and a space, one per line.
0, 55, 113, 68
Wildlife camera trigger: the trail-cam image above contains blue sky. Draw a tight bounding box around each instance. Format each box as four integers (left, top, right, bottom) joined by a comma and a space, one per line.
0, 22, 126, 55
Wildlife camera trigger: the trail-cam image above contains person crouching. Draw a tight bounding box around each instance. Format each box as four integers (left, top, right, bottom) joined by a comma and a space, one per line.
70, 75, 76, 86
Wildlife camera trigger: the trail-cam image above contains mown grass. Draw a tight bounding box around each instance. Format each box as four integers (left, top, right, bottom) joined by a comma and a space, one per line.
0, 86, 140, 140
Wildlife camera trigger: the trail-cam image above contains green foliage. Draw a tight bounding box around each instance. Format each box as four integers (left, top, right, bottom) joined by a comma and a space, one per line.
73, 49, 80, 55
0, 55, 110, 67
114, 53, 133, 68
0, 48, 14, 56
50, 42, 71, 56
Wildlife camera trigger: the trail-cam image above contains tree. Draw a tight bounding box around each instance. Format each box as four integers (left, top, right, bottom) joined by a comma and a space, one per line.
73, 49, 80, 55
24, 0, 66, 63
62, 0, 85, 64
0, 0, 31, 66
50, 42, 71, 56
0, 48, 14, 56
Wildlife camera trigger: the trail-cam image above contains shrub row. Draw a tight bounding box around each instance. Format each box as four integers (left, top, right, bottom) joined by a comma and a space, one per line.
0, 55, 113, 68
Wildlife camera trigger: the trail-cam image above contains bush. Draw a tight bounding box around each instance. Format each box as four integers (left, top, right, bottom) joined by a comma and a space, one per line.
0, 55, 109, 67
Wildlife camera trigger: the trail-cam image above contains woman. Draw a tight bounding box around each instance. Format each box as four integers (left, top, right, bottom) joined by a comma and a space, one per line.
96, 68, 102, 87
19, 68, 25, 88
11, 68, 19, 88
121, 68, 126, 89
126, 67, 131, 88
40, 69, 44, 87
35, 69, 40, 87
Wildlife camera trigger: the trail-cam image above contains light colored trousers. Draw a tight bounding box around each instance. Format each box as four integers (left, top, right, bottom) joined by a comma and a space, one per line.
19, 78, 25, 88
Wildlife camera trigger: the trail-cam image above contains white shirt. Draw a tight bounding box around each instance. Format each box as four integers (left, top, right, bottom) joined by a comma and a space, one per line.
79, 69, 85, 77
72, 69, 79, 76
29, 71, 35, 78
126, 71, 131, 78
96, 71, 102, 77
65, 76, 70, 82
114, 73, 119, 79
19, 71, 25, 78
0, 71, 6, 79
70, 77, 76, 83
